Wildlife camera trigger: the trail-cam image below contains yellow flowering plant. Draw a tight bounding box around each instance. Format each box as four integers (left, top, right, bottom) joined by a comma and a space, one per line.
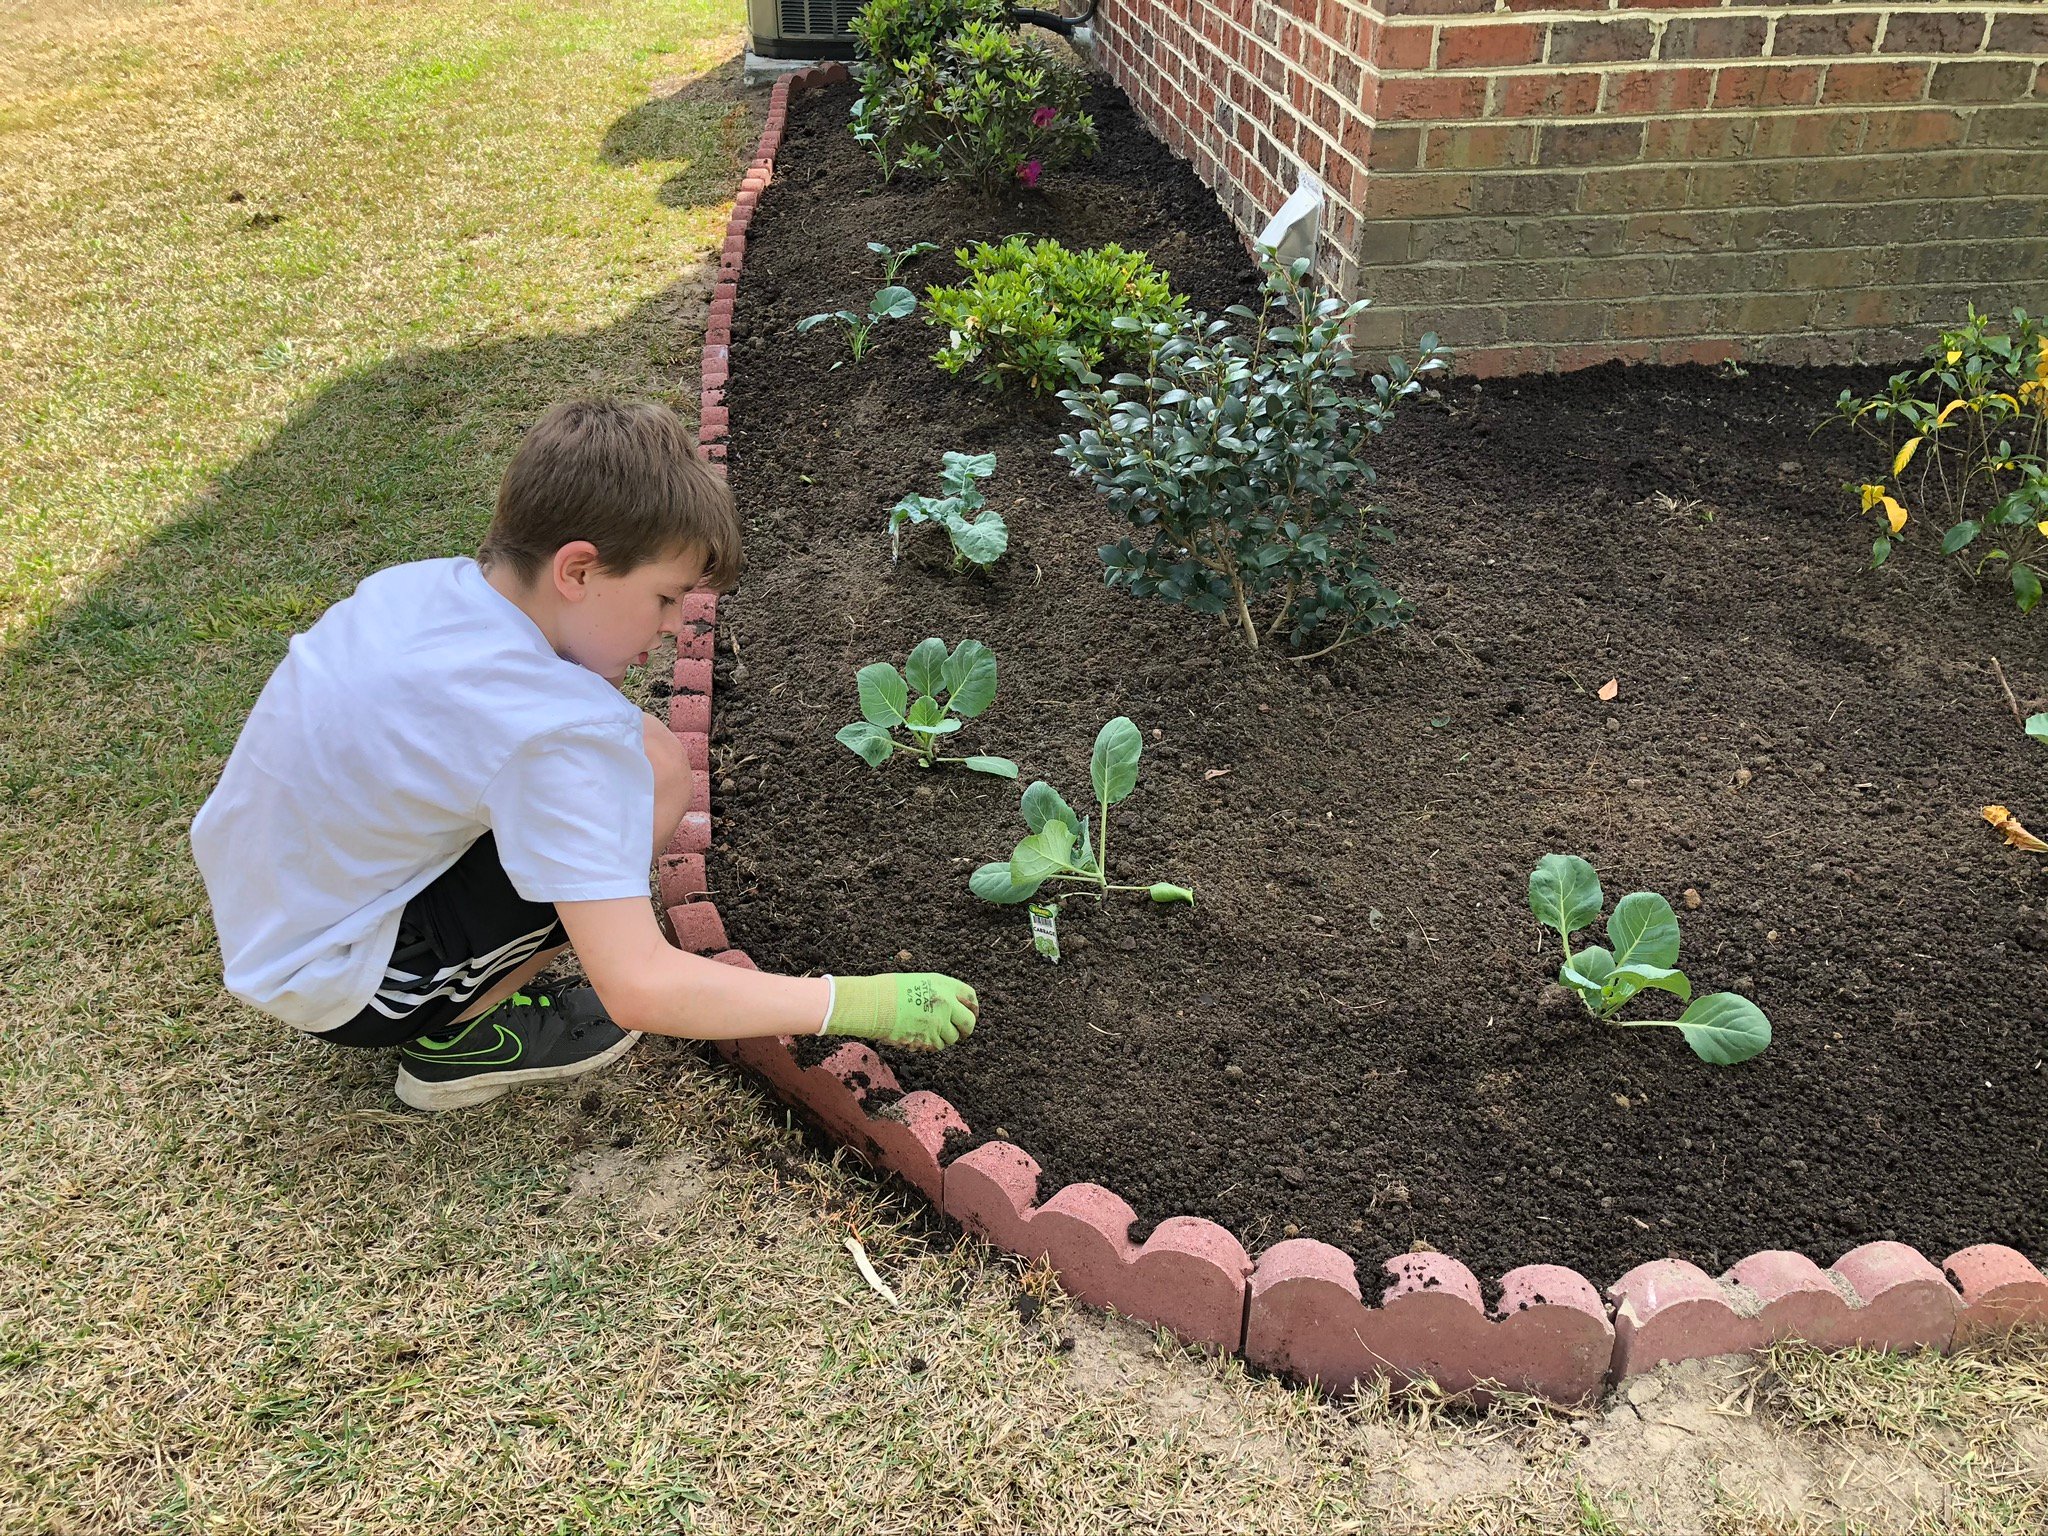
1828, 306, 2048, 611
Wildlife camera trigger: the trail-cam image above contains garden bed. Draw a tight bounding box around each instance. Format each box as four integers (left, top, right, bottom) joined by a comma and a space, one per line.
710, 74, 2048, 1292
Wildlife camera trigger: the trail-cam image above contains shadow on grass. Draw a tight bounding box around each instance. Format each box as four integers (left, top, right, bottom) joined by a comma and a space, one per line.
600, 51, 763, 210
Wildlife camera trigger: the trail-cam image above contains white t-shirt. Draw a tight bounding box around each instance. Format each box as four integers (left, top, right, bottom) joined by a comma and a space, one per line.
190, 557, 654, 1033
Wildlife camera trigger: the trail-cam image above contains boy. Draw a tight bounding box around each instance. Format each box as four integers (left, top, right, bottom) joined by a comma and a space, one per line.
192, 398, 978, 1111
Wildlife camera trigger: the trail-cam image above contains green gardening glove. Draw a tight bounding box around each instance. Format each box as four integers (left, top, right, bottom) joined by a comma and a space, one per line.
821, 972, 979, 1052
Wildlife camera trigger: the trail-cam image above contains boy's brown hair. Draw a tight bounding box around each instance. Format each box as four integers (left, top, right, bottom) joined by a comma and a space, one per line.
478, 398, 743, 591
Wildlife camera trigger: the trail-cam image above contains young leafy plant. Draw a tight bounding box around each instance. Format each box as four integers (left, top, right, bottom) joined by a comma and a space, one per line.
869, 239, 939, 282
1527, 854, 1771, 1066
836, 637, 1017, 778
796, 284, 917, 366
1826, 306, 2048, 610
2028, 712, 2048, 744
924, 236, 1186, 394
889, 450, 1007, 571
970, 718, 1193, 907
1057, 249, 1446, 657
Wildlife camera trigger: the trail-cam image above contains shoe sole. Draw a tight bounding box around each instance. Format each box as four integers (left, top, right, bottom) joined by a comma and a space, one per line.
394, 1030, 643, 1112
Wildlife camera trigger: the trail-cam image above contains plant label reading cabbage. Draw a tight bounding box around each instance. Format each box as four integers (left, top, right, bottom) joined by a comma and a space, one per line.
1526, 853, 1771, 1065
1028, 902, 1060, 963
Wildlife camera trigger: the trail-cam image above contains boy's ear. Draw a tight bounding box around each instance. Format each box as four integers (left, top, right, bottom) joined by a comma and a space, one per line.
551, 540, 604, 601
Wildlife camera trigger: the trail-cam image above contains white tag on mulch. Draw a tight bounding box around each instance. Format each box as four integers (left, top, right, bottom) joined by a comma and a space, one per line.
1028, 902, 1060, 963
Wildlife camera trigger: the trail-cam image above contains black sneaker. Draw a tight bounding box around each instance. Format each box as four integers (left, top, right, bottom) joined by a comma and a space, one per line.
394, 986, 640, 1112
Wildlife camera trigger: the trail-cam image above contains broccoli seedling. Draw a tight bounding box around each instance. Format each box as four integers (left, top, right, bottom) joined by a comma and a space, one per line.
796, 284, 917, 366
1527, 854, 1770, 1065
971, 717, 1193, 907
836, 637, 1017, 778
889, 450, 1008, 572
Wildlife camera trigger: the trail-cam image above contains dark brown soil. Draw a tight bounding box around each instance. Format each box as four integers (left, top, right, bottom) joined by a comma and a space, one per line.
711, 77, 2048, 1284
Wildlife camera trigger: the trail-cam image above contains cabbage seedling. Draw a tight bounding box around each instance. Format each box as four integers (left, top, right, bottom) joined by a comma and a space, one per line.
1527, 854, 1770, 1065
890, 450, 1008, 571
868, 239, 938, 282
797, 284, 917, 366
836, 638, 1017, 778
971, 717, 1194, 907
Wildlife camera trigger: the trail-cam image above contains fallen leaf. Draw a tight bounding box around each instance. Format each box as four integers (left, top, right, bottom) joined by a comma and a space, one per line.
1983, 805, 2048, 853
1597, 678, 1619, 701
1203, 767, 1231, 781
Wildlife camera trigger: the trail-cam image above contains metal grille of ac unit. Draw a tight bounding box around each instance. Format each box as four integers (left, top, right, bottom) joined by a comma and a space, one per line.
778, 0, 861, 37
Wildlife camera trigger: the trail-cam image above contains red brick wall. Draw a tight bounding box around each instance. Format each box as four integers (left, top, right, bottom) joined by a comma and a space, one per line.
1091, 2, 2048, 373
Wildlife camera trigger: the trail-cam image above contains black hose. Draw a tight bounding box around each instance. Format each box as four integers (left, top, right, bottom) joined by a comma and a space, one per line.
1007, 0, 1099, 38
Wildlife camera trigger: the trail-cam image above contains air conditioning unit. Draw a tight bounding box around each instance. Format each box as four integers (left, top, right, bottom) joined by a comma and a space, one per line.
749, 0, 864, 60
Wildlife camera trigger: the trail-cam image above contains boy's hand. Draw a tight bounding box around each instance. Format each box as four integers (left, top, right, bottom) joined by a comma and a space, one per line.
823, 973, 978, 1052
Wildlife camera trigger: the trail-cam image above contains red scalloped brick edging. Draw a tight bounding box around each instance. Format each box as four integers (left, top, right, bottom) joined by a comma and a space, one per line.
660, 59, 2048, 1404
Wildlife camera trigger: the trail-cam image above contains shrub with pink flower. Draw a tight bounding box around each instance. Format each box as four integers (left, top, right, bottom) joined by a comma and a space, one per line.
852, 22, 1096, 199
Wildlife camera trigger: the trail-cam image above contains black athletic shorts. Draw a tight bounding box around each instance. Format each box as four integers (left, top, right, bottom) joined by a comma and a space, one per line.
316, 832, 568, 1048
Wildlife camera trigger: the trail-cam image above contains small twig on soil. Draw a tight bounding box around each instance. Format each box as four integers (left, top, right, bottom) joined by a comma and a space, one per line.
843, 1234, 900, 1309
1991, 655, 2025, 728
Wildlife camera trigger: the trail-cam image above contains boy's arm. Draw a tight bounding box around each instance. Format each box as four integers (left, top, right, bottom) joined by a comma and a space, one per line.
556, 898, 977, 1050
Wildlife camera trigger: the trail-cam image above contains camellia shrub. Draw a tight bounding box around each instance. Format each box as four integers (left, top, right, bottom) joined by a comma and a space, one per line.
1056, 251, 1447, 657
1828, 306, 2048, 611
924, 236, 1186, 394
850, 0, 1008, 72
850, 23, 1095, 197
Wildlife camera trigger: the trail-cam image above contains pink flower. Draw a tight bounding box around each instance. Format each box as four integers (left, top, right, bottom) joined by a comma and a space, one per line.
1016, 159, 1042, 188
1031, 106, 1059, 129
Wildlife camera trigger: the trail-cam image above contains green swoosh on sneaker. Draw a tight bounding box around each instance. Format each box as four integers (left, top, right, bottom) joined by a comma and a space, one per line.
402, 1019, 522, 1067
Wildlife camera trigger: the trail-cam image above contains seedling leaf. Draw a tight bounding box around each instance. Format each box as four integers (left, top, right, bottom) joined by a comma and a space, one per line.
944, 640, 998, 717
903, 695, 962, 737
1090, 716, 1143, 807
871, 285, 917, 320
1528, 854, 1603, 944
971, 861, 1041, 904
835, 721, 896, 767
1148, 883, 1195, 904
946, 508, 1008, 569
1671, 992, 1771, 1065
1013, 821, 1079, 883
1609, 891, 1681, 970
964, 755, 1018, 778
1610, 963, 1691, 1005
2027, 712, 2048, 742
856, 662, 908, 727
1021, 781, 1083, 840
905, 637, 948, 698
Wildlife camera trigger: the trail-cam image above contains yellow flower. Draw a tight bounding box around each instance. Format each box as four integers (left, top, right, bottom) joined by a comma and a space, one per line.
1947, 349, 1962, 364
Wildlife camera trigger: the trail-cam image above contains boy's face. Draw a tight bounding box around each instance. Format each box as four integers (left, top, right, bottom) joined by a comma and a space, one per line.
557, 545, 709, 686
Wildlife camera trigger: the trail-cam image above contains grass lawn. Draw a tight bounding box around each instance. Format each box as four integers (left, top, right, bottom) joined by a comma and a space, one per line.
3, 3, 2046, 1532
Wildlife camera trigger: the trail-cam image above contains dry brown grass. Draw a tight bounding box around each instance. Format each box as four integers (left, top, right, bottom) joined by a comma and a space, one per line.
4, 3, 2047, 1532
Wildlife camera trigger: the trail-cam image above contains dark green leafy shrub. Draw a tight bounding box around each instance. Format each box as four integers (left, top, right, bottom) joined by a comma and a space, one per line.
1056, 252, 1448, 657
924, 236, 1186, 395
850, 0, 1008, 72
850, 23, 1095, 197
